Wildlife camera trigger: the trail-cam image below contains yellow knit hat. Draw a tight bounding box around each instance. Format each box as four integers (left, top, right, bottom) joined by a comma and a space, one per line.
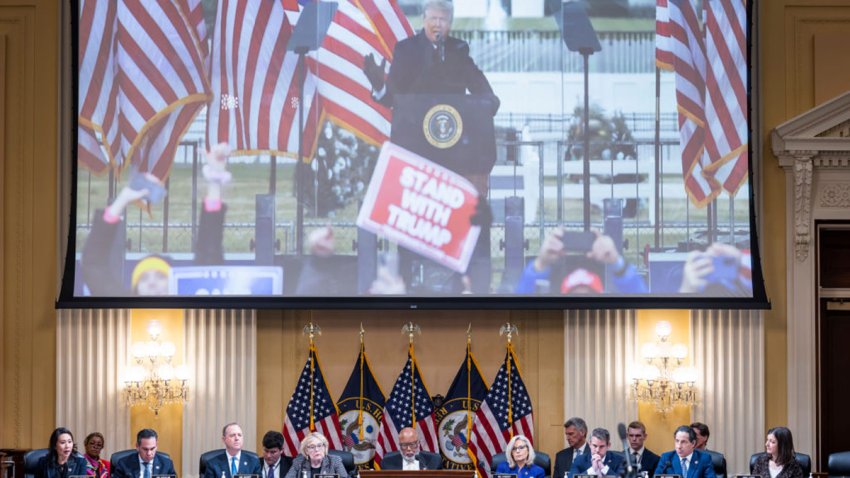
131, 256, 171, 290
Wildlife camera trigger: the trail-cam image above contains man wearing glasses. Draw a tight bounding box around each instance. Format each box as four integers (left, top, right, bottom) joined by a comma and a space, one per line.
381, 428, 442, 470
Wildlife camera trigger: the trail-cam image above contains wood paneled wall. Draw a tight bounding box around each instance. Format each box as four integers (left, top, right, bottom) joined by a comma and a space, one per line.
256, 310, 566, 457
0, 0, 60, 449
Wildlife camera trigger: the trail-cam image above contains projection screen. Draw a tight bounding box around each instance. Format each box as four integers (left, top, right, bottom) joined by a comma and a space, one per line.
58, 0, 769, 309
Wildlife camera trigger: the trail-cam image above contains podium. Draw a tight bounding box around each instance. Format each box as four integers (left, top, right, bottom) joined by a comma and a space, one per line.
361, 471, 475, 478
391, 94, 497, 176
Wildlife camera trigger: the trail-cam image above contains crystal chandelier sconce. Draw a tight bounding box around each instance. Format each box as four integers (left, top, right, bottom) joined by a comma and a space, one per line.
123, 320, 189, 415
631, 320, 697, 413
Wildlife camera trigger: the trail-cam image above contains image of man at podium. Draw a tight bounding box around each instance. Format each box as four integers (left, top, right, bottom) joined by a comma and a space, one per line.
362, 0, 500, 294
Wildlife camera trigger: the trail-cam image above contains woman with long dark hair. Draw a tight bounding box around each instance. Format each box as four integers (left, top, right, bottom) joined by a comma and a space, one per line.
36, 427, 88, 478
752, 427, 804, 478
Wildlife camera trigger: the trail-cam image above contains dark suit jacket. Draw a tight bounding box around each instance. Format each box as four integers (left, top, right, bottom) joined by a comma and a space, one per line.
631, 449, 660, 475
570, 451, 626, 477
283, 454, 348, 478
112, 453, 176, 478
264, 457, 294, 478
751, 453, 803, 478
654, 450, 717, 478
35, 455, 88, 478
380, 451, 442, 470
554, 446, 590, 478
381, 31, 497, 111
203, 451, 262, 478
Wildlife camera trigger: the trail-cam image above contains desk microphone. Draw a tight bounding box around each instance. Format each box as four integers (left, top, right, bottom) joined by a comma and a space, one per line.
618, 423, 636, 478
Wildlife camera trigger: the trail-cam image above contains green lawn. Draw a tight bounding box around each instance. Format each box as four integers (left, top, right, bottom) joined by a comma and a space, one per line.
75, 162, 750, 260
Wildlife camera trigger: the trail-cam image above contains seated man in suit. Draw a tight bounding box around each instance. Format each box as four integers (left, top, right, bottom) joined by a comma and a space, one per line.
554, 417, 591, 478
690, 424, 710, 451
204, 423, 262, 478
381, 427, 442, 470
626, 421, 660, 475
654, 426, 716, 478
569, 428, 625, 477
261, 431, 292, 478
112, 429, 176, 478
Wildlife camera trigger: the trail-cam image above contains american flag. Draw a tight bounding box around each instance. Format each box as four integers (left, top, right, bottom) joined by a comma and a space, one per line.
116, 0, 209, 180
655, 0, 674, 71
78, 0, 209, 179
282, 345, 343, 457
702, 0, 749, 196
289, 0, 412, 150
205, 0, 321, 159
468, 345, 534, 478
78, 0, 120, 174
374, 347, 439, 467
669, 0, 719, 207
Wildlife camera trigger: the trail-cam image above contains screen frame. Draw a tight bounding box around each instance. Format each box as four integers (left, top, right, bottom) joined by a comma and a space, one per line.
56, 0, 770, 311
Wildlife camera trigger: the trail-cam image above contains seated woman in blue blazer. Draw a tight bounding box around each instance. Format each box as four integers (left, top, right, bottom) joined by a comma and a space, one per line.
36, 427, 88, 478
496, 435, 545, 478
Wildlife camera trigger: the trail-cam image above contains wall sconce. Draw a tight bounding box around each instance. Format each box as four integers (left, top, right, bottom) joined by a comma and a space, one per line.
631, 320, 697, 413
123, 320, 189, 415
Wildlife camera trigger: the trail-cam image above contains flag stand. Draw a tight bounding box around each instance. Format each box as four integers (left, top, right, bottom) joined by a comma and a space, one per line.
286, 2, 338, 254
556, 2, 601, 231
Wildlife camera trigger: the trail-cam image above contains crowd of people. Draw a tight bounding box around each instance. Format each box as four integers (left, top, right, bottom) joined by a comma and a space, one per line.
36, 420, 801, 478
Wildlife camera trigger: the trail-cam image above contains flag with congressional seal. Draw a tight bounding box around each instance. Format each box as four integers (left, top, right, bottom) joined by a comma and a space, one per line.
468, 343, 534, 478
436, 341, 488, 470
282, 344, 343, 457
336, 341, 387, 469
374, 344, 439, 467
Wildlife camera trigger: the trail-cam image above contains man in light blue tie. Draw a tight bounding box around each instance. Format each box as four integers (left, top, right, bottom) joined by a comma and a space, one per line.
654, 426, 716, 478
112, 429, 176, 478
203, 423, 262, 478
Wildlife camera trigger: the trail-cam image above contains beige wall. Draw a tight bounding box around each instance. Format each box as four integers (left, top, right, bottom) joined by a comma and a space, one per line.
0, 0, 60, 450
759, 0, 850, 430
255, 310, 566, 455
3, 0, 850, 459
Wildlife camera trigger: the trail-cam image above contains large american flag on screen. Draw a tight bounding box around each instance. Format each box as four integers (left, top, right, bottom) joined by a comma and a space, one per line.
205, 0, 321, 159
468, 345, 534, 478
78, 0, 209, 180
286, 0, 413, 151
662, 0, 749, 206
655, 0, 674, 71
374, 347, 439, 467
669, 0, 717, 207
702, 0, 749, 196
282, 345, 343, 457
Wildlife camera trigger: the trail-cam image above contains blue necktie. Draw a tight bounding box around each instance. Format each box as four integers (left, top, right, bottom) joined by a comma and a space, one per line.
143, 462, 151, 478
231, 457, 238, 476
681, 457, 689, 477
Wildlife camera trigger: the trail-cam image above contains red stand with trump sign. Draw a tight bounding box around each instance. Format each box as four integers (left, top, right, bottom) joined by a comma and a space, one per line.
356, 142, 481, 274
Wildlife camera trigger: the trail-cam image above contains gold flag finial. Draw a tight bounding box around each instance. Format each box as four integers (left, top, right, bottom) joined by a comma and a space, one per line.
499, 322, 518, 343
303, 322, 322, 345
401, 322, 421, 344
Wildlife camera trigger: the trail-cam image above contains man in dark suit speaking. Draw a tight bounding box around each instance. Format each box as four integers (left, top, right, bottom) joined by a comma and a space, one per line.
112, 429, 176, 478
363, 0, 498, 120
381, 427, 442, 470
654, 426, 717, 478
204, 423, 262, 478
362, 0, 500, 295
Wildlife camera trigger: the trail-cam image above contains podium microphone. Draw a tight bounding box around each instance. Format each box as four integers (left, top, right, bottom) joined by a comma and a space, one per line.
435, 32, 445, 62
618, 423, 636, 478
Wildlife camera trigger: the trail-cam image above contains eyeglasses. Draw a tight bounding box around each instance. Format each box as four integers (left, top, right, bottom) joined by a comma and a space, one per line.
399, 442, 420, 449
305, 444, 325, 451
513, 445, 528, 451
